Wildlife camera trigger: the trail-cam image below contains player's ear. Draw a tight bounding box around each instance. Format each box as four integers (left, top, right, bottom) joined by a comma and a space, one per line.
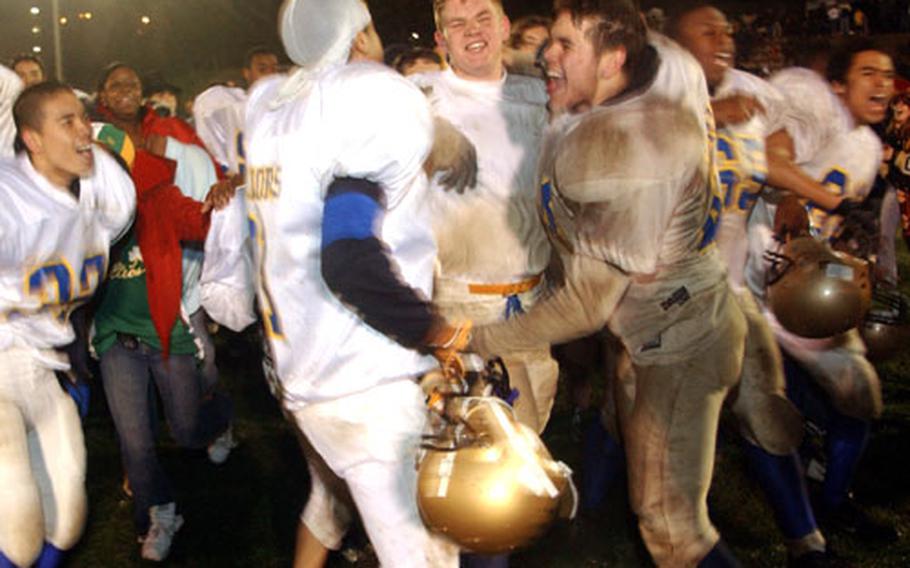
435, 29, 448, 54
831, 80, 847, 96
20, 127, 43, 155
598, 45, 627, 80
499, 11, 511, 39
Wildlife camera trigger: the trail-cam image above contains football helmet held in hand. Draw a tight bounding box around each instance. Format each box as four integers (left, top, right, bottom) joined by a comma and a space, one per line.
417, 394, 573, 553
764, 237, 871, 338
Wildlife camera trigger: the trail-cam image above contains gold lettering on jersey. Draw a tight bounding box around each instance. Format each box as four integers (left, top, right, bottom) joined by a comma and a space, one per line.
247, 166, 282, 201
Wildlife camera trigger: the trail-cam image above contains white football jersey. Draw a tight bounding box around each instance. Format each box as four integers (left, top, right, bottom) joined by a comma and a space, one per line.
539, 34, 727, 360
0, 65, 23, 159
244, 62, 437, 407
745, 68, 882, 299
770, 67, 881, 241
193, 85, 247, 175
0, 148, 135, 359
409, 69, 550, 283
713, 69, 786, 289
193, 86, 258, 330
199, 188, 256, 332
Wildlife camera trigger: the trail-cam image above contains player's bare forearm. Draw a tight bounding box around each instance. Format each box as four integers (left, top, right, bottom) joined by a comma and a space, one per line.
765, 129, 842, 211
470, 253, 630, 356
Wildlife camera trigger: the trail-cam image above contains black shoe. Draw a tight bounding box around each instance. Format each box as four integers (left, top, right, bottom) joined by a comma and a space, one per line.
822, 498, 899, 543
788, 550, 853, 568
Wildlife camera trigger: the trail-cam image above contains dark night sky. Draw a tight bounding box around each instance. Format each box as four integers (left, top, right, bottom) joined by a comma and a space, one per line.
0, 0, 778, 95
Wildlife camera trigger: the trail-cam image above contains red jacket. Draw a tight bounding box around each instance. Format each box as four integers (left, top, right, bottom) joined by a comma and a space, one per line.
131, 151, 211, 358
95, 105, 217, 358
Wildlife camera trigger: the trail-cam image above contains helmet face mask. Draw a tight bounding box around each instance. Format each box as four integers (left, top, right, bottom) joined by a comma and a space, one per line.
763, 237, 871, 339
417, 373, 573, 554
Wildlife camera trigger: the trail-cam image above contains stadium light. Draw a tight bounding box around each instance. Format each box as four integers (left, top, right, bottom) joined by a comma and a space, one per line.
30, 7, 40, 16
32, 46, 42, 53
141, 16, 151, 25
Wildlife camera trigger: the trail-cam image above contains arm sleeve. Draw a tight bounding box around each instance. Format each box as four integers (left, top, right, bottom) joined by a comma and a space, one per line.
200, 189, 257, 331
770, 68, 840, 164
0, 65, 24, 158
471, 252, 630, 355
165, 137, 219, 201
324, 68, 434, 206
88, 147, 137, 243
320, 177, 436, 350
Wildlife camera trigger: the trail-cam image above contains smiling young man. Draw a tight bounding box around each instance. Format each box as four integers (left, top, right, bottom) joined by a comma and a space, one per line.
743, 39, 899, 547
668, 4, 844, 565
468, 1, 749, 566
416, 0, 557, 457
0, 82, 135, 568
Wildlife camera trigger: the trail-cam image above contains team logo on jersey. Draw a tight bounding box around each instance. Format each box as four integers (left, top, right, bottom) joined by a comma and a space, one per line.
248, 166, 282, 201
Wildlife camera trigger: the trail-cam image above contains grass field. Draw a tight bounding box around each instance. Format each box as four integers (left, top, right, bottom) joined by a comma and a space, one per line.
65, 245, 910, 567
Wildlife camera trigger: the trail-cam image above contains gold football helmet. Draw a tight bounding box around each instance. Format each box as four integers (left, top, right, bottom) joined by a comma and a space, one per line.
861, 286, 910, 362
417, 392, 573, 554
764, 237, 871, 339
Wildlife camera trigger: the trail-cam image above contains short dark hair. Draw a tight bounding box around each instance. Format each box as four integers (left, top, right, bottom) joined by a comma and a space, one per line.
11, 53, 45, 74
394, 47, 443, 74
509, 15, 553, 49
663, 1, 716, 40
826, 38, 891, 84
553, 0, 647, 61
12, 81, 75, 154
244, 46, 279, 69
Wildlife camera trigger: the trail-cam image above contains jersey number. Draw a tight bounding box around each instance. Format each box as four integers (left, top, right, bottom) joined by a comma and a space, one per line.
247, 213, 284, 339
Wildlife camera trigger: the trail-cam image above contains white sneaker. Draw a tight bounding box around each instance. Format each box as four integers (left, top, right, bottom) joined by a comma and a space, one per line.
207, 426, 237, 465
141, 502, 184, 561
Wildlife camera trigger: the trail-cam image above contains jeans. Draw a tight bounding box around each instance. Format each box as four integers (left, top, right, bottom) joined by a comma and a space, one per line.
189, 309, 219, 395
100, 340, 232, 533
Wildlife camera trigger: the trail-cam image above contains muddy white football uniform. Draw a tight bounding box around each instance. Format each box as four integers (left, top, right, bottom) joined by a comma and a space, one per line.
472, 35, 747, 567
745, 68, 882, 421
772, 67, 882, 242
0, 65, 23, 159
409, 68, 557, 432
245, 62, 455, 567
0, 147, 135, 565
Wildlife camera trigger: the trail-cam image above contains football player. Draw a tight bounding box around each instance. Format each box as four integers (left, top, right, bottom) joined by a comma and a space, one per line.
416, 2, 555, 565
244, 0, 467, 565
668, 3, 834, 564
0, 82, 135, 568
417, 0, 556, 435
745, 39, 897, 542
468, 1, 747, 565
0, 64, 23, 158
